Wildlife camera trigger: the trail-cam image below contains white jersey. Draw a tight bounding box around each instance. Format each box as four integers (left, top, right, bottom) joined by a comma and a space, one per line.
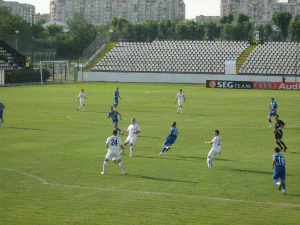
106, 136, 122, 151
177, 93, 185, 102
211, 136, 222, 149
78, 92, 85, 101
127, 124, 140, 137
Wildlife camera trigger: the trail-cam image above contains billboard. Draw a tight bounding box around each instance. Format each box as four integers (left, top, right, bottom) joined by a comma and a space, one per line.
206, 80, 253, 89
253, 82, 300, 90
207, 80, 300, 91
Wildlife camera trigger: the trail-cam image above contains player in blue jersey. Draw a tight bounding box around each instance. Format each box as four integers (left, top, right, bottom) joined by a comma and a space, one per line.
268, 98, 277, 128
272, 147, 286, 195
112, 87, 121, 109
0, 102, 5, 127
159, 122, 179, 155
107, 106, 123, 135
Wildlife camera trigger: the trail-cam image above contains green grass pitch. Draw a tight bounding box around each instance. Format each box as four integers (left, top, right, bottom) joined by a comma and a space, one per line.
1, 82, 300, 224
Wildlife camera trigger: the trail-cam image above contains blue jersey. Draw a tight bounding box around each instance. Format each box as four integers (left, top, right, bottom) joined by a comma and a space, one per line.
170, 126, 179, 138
273, 153, 285, 171
108, 111, 119, 121
270, 102, 277, 111
114, 91, 119, 98
0, 103, 4, 111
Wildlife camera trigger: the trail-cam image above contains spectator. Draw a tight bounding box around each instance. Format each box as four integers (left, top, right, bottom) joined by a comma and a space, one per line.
259, 39, 264, 45
282, 76, 286, 82
247, 37, 252, 45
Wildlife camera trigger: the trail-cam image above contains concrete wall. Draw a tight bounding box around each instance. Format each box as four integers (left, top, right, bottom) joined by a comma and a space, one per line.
78, 71, 300, 83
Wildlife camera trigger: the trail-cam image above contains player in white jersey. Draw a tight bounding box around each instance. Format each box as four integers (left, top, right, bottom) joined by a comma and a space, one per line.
77, 89, 87, 112
205, 130, 222, 169
175, 89, 185, 114
121, 118, 140, 157
101, 130, 126, 174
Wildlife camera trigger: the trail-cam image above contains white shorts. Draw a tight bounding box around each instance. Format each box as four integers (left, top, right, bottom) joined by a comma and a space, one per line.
124, 135, 137, 145
80, 100, 84, 106
178, 100, 183, 106
105, 150, 121, 161
207, 147, 220, 159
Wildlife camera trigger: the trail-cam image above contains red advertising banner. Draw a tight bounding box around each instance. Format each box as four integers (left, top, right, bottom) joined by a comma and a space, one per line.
253, 82, 300, 90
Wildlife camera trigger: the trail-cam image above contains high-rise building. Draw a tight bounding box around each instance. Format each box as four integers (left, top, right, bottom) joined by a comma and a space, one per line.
0, 1, 35, 24
50, 0, 185, 26
221, 0, 300, 23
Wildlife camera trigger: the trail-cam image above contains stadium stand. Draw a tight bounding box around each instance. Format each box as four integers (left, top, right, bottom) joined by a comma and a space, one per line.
92, 41, 250, 74
239, 42, 300, 75
0, 41, 26, 71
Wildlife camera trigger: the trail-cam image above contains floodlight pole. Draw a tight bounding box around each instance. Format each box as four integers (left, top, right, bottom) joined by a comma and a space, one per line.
40, 61, 43, 84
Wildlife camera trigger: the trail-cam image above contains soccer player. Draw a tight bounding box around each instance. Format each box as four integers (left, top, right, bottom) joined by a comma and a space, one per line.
175, 89, 185, 114
268, 98, 277, 128
272, 147, 286, 195
113, 87, 121, 109
107, 106, 123, 135
77, 89, 87, 112
101, 130, 126, 174
159, 122, 179, 155
205, 130, 222, 169
0, 102, 5, 127
121, 118, 140, 157
274, 115, 287, 151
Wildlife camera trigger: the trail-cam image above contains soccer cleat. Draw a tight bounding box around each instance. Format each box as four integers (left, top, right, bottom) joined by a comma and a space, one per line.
101, 172, 105, 174
284, 148, 287, 152
280, 148, 283, 151
77, 108, 79, 111
122, 171, 127, 174
159, 152, 163, 155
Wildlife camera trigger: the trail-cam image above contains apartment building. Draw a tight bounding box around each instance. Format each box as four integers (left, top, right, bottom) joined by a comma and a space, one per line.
221, 0, 300, 23
0, 0, 35, 24
50, 0, 185, 26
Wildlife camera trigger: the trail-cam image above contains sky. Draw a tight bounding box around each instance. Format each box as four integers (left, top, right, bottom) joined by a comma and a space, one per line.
15, 0, 289, 19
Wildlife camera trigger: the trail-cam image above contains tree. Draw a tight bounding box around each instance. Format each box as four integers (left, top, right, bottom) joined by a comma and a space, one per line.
237, 13, 249, 24
0, 6, 31, 37
227, 13, 234, 24
220, 23, 234, 40
45, 24, 64, 36
219, 15, 228, 24
143, 20, 158, 42
264, 23, 273, 41
31, 22, 45, 39
272, 11, 292, 41
205, 21, 219, 40
295, 14, 300, 21
289, 20, 300, 42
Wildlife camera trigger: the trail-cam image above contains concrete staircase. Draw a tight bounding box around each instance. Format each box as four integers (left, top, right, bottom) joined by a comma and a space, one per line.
236, 45, 257, 74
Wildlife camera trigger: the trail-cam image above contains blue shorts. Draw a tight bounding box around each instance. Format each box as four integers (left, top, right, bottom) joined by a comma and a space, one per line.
269, 110, 277, 117
273, 169, 286, 181
114, 97, 118, 103
0, 111, 3, 119
164, 136, 177, 146
112, 120, 118, 125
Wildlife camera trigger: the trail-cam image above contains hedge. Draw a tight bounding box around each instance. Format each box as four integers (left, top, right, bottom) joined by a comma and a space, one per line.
4, 69, 51, 84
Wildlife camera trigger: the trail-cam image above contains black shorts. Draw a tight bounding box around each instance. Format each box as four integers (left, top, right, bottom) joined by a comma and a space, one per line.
275, 130, 283, 139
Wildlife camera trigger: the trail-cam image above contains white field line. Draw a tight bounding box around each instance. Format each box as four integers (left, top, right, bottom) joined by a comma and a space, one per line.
1, 168, 48, 184
1, 168, 299, 208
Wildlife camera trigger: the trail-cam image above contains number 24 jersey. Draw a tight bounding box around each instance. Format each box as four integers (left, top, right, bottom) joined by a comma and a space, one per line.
106, 136, 122, 151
